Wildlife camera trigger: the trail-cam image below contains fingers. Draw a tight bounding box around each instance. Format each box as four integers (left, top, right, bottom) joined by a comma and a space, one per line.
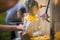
16, 24, 24, 31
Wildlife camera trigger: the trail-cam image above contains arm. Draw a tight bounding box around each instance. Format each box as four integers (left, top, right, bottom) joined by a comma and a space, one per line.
5, 10, 18, 25
0, 24, 24, 32
40, 13, 46, 17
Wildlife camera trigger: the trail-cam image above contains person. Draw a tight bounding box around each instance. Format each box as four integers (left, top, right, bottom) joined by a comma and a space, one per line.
21, 0, 44, 40
0, 0, 24, 32
5, 2, 27, 40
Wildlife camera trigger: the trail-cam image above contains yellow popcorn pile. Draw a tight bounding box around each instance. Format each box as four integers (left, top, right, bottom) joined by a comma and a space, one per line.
31, 35, 50, 40
26, 14, 38, 22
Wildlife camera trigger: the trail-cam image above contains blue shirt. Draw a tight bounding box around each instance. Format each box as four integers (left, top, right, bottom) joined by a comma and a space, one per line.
5, 3, 26, 25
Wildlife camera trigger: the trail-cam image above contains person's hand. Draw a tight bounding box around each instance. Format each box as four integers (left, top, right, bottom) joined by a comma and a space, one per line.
16, 24, 24, 31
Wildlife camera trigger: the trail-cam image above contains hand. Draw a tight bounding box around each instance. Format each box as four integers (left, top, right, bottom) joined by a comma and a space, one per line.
16, 24, 24, 31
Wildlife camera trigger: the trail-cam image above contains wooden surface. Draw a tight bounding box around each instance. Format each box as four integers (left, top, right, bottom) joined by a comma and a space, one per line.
0, 0, 19, 13
53, 0, 60, 32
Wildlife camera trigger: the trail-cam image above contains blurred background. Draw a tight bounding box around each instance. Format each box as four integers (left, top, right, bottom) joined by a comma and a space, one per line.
0, 12, 11, 40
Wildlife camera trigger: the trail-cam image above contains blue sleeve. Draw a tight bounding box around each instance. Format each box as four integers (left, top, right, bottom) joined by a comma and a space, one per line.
5, 8, 17, 25
5, 3, 25, 25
